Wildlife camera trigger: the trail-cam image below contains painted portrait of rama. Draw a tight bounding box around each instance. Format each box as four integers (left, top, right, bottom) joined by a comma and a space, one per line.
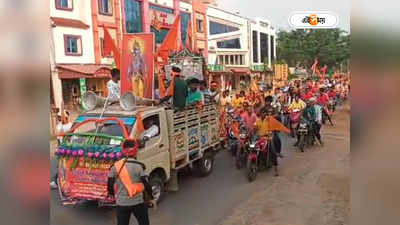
128, 40, 147, 97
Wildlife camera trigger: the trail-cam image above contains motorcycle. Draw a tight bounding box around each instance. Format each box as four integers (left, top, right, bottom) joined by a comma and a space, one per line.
297, 119, 317, 152
328, 99, 336, 113
289, 109, 301, 138
235, 126, 250, 169
246, 136, 271, 182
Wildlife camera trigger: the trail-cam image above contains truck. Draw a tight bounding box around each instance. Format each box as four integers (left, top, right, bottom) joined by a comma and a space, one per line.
56, 103, 223, 204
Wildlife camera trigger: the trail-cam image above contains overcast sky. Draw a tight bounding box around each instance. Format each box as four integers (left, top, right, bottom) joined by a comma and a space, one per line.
218, 0, 350, 32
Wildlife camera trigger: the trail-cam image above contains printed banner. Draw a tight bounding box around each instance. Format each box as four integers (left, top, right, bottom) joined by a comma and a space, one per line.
150, 8, 174, 30
58, 158, 114, 202
121, 33, 155, 98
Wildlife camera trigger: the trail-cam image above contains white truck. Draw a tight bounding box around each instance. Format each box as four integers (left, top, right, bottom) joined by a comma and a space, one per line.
58, 103, 223, 204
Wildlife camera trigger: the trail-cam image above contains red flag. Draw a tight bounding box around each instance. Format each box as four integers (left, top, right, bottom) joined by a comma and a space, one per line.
157, 15, 182, 64
104, 27, 120, 69
311, 58, 318, 74
321, 65, 328, 79
134, 112, 145, 139
186, 20, 193, 51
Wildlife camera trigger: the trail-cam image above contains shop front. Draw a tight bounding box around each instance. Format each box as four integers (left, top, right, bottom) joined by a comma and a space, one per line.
57, 64, 111, 111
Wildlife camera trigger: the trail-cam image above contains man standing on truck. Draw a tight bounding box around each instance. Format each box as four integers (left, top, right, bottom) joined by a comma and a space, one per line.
108, 140, 155, 225
187, 78, 203, 107
107, 68, 121, 102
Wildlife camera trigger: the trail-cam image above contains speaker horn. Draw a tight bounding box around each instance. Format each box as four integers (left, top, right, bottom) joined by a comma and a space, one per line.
81, 91, 106, 111
120, 92, 137, 111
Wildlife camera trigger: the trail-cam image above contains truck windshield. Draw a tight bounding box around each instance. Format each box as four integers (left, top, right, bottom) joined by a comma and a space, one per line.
71, 116, 136, 138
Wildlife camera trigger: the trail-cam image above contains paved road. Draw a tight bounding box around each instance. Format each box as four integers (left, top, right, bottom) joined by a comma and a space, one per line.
50, 133, 295, 225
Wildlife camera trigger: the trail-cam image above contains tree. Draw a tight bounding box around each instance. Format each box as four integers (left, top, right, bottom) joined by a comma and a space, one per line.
276, 29, 350, 74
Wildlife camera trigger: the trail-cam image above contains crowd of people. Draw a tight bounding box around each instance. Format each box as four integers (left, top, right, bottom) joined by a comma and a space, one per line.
217, 74, 350, 175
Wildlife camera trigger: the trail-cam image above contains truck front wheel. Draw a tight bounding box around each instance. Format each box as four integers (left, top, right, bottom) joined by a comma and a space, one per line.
149, 173, 165, 203
194, 152, 215, 177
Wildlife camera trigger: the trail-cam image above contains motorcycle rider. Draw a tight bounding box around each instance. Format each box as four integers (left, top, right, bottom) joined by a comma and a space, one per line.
240, 102, 257, 134
288, 94, 306, 112
313, 99, 324, 146
254, 108, 283, 176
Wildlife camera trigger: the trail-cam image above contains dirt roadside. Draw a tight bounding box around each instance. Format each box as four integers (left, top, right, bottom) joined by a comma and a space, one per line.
220, 103, 350, 225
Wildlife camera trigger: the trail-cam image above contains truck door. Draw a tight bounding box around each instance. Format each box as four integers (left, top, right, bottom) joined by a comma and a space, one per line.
136, 111, 170, 178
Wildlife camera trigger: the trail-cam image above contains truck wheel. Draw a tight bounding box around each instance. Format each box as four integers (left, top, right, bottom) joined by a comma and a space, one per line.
149, 173, 165, 203
194, 152, 214, 177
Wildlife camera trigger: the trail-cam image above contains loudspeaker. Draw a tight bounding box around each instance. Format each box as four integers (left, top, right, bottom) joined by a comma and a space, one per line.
81, 91, 106, 111
120, 92, 137, 111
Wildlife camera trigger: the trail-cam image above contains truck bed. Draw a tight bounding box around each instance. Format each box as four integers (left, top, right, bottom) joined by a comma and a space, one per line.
166, 104, 221, 169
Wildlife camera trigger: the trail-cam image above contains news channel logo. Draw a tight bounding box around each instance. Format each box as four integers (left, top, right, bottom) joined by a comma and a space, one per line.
289, 11, 339, 29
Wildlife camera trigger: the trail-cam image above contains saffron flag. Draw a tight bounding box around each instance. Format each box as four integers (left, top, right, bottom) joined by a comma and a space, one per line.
186, 20, 193, 51
267, 116, 290, 134
320, 65, 328, 79
103, 27, 120, 69
135, 112, 145, 139
157, 15, 182, 64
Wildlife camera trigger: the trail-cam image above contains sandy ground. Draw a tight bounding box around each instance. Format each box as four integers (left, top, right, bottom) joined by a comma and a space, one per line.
220, 103, 350, 225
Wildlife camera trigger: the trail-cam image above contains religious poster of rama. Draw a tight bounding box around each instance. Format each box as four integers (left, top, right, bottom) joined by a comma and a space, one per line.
121, 33, 155, 98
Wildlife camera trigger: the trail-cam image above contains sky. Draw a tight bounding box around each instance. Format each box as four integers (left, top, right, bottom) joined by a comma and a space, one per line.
218, 0, 351, 32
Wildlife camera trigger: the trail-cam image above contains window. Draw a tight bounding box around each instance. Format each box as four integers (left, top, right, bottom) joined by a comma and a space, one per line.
99, 0, 113, 15
209, 21, 239, 35
230, 55, 234, 65
151, 27, 170, 44
217, 38, 241, 49
64, 35, 82, 56
55, 0, 73, 10
252, 31, 258, 63
270, 35, 275, 60
181, 12, 191, 45
224, 55, 229, 65
125, 0, 142, 33
218, 55, 224, 65
260, 32, 268, 63
142, 114, 160, 140
196, 19, 204, 33
239, 55, 244, 65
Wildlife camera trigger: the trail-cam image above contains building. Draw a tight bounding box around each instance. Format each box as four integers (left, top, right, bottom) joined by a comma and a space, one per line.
249, 18, 276, 81
50, 0, 123, 112
206, 6, 276, 91
122, 0, 208, 57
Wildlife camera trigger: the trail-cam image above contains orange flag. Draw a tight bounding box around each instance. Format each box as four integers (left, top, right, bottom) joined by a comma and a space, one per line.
135, 112, 145, 139
104, 27, 120, 69
185, 20, 193, 51
157, 15, 182, 63
267, 116, 290, 134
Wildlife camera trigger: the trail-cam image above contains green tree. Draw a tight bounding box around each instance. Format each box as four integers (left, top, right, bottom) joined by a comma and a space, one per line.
276, 29, 350, 73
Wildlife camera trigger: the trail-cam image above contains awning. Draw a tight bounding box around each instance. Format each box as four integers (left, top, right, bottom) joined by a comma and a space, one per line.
230, 67, 250, 74
51, 17, 90, 29
57, 64, 111, 79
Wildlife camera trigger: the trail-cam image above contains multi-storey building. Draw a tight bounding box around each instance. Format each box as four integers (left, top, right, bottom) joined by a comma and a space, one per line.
122, 0, 208, 56
206, 6, 276, 90
250, 18, 276, 75
50, 0, 123, 111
